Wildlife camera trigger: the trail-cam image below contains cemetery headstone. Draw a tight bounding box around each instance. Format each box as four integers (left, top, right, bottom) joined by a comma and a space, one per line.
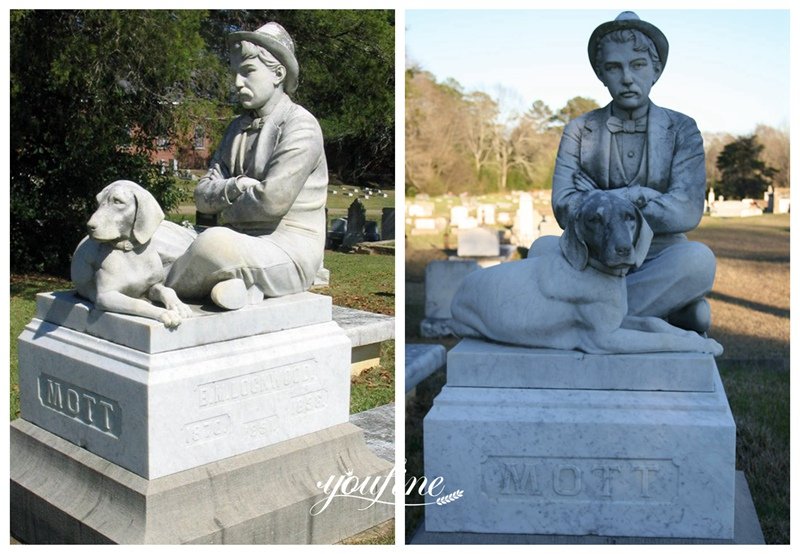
456, 227, 500, 257
512, 192, 542, 247
381, 207, 395, 240
420, 260, 481, 337
342, 198, 366, 249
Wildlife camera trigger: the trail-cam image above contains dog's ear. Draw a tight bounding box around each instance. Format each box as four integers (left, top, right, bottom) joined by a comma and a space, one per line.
130, 183, 164, 244
633, 206, 653, 268
559, 211, 589, 270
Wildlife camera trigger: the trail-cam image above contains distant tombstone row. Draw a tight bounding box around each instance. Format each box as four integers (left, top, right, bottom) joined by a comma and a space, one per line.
326, 199, 395, 250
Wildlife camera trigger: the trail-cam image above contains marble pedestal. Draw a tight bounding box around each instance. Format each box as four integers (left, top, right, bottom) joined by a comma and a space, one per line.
424, 339, 736, 540
19, 291, 351, 479
12, 291, 393, 543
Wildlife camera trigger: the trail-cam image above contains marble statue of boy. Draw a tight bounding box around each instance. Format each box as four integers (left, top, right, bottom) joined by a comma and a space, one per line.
551, 11, 715, 333
161, 22, 328, 310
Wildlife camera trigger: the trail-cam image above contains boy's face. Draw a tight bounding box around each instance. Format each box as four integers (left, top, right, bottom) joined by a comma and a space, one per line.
231, 51, 282, 113
596, 39, 660, 114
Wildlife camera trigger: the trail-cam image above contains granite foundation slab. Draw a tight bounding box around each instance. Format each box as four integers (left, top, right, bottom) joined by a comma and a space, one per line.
424, 368, 736, 539
447, 339, 716, 392
11, 418, 393, 544
36, 290, 332, 353
18, 317, 351, 479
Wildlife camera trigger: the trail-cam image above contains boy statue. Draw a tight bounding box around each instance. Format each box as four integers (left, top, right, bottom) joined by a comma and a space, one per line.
157, 22, 328, 310
550, 11, 715, 333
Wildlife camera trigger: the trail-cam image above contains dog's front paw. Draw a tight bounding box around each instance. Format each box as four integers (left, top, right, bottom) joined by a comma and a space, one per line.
168, 301, 193, 319
159, 309, 184, 329
703, 338, 724, 357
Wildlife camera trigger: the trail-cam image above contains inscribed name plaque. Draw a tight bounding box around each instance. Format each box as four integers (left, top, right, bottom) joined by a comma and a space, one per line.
424, 342, 736, 539
18, 292, 351, 479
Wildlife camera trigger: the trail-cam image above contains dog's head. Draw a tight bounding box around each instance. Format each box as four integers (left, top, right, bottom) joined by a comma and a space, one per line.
560, 190, 653, 273
86, 180, 164, 245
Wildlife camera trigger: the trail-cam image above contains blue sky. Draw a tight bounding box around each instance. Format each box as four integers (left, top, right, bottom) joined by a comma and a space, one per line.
406, 9, 790, 135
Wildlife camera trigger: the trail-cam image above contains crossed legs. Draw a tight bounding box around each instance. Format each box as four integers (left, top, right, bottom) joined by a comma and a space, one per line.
625, 238, 716, 333
165, 227, 305, 309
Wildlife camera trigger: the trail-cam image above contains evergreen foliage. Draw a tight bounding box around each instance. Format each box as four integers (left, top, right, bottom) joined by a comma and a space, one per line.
716, 135, 777, 200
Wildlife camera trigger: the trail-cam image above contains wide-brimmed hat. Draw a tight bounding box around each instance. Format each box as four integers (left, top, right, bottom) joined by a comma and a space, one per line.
588, 11, 669, 73
227, 22, 299, 94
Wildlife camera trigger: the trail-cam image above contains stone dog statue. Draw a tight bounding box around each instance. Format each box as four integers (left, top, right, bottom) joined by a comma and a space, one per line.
450, 191, 723, 355
71, 180, 193, 328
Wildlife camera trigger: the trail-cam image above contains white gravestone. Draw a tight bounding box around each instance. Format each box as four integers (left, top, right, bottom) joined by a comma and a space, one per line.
411, 217, 438, 236
420, 260, 481, 338
450, 206, 469, 228
477, 204, 496, 225
457, 227, 500, 257
538, 217, 563, 238
407, 202, 434, 217
423, 12, 739, 541
711, 200, 763, 218
512, 192, 542, 247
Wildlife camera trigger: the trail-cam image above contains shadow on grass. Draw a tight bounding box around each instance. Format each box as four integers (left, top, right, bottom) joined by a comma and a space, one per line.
707, 291, 789, 320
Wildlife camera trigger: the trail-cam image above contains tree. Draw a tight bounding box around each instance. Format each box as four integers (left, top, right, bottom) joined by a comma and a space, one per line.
11, 10, 222, 275
405, 71, 473, 195
702, 132, 735, 190
463, 92, 498, 176
716, 135, 777, 200
754, 124, 790, 189
553, 96, 600, 127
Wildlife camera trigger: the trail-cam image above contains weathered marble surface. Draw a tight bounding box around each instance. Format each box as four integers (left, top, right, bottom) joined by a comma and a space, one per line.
11, 419, 393, 544
161, 22, 329, 309
36, 290, 332, 353
553, 11, 714, 335
71, 180, 192, 327
19, 314, 351, 479
451, 193, 721, 355
425, 365, 736, 539
447, 338, 715, 392
406, 343, 447, 393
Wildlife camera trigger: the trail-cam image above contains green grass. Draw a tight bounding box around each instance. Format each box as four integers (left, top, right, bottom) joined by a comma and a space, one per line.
350, 341, 395, 414
10, 274, 72, 420
320, 251, 395, 315
718, 360, 789, 543
165, 183, 395, 230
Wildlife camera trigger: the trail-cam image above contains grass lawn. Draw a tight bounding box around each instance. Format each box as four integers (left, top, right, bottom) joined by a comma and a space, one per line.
165, 182, 395, 231
405, 212, 789, 544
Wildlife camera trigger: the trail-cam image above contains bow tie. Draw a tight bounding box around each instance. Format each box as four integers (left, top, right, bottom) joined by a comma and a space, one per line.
607, 115, 647, 134
240, 116, 266, 132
